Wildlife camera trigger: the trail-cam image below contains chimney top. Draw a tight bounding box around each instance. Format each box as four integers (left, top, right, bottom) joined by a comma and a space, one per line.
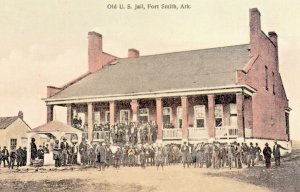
128, 48, 140, 58
88, 31, 102, 37
18, 111, 23, 120
249, 8, 261, 16
268, 31, 278, 37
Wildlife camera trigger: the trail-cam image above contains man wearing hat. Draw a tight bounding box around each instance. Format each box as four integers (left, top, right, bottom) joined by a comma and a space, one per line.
37, 145, 45, 161
180, 141, 190, 168
273, 140, 288, 167
247, 142, 256, 168
263, 142, 272, 168
60, 137, 69, 166
2, 146, 10, 167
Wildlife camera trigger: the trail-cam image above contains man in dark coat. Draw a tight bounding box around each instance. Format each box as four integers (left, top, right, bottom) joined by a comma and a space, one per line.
181, 142, 190, 168
60, 137, 69, 166
30, 138, 38, 162
2, 146, 10, 167
22, 147, 27, 166
96, 142, 106, 171
263, 142, 272, 168
16, 146, 24, 167
273, 140, 288, 167
79, 138, 88, 165
9, 146, 17, 169
37, 145, 45, 161
53, 140, 61, 167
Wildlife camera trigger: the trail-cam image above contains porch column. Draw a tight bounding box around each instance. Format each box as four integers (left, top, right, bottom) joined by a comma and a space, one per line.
47, 105, 54, 123
130, 99, 139, 122
109, 101, 115, 126
181, 96, 188, 140
87, 103, 94, 142
156, 98, 163, 142
66, 104, 72, 126
207, 94, 215, 140
236, 93, 245, 139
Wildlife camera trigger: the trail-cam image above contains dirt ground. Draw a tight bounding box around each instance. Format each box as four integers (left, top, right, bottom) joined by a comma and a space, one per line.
0, 150, 299, 192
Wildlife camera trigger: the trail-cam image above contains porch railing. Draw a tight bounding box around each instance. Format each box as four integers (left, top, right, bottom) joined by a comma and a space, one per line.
188, 127, 208, 140
82, 131, 110, 142
215, 126, 238, 139
163, 128, 182, 140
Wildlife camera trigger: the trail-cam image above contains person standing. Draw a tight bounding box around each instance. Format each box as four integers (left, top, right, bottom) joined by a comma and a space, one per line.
96, 142, 106, 171
37, 145, 45, 163
16, 146, 24, 168
53, 140, 61, 167
30, 138, 38, 163
9, 146, 17, 169
227, 144, 235, 169
22, 147, 27, 166
235, 143, 242, 169
273, 140, 288, 167
79, 138, 88, 166
181, 142, 190, 168
263, 143, 272, 168
2, 146, 10, 167
60, 137, 69, 166
255, 143, 262, 162
247, 142, 256, 168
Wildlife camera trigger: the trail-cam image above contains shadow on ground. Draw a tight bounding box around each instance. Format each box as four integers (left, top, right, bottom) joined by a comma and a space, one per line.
0, 178, 156, 192
205, 149, 300, 192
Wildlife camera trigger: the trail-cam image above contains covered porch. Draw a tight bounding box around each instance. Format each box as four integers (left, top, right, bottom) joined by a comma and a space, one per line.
45, 86, 255, 143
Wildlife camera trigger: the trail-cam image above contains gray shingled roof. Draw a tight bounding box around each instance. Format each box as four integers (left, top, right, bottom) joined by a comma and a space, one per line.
50, 44, 250, 100
0, 116, 18, 129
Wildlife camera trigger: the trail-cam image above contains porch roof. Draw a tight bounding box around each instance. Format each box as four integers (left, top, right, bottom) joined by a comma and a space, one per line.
46, 44, 250, 102
29, 121, 82, 133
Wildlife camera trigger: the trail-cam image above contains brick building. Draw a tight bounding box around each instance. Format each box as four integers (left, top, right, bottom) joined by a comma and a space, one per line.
44, 8, 291, 147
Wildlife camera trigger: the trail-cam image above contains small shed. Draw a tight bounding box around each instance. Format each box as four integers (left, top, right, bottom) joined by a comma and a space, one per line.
26, 121, 82, 166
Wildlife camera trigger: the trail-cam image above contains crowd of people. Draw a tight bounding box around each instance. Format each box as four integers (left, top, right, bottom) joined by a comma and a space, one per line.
49, 136, 289, 171
0, 145, 27, 169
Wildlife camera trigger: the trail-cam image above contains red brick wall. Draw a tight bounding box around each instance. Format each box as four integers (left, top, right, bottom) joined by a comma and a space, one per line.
237, 9, 289, 140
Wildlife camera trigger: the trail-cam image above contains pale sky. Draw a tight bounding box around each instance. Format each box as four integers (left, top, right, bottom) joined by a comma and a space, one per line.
0, 0, 299, 139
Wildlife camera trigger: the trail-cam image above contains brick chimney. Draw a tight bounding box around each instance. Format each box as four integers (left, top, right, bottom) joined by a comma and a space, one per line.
268, 31, 279, 69
88, 31, 103, 72
249, 8, 261, 34
18, 111, 23, 120
128, 49, 139, 58
268, 31, 278, 47
249, 8, 261, 54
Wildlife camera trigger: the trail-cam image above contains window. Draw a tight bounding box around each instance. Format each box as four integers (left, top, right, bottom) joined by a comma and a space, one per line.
77, 112, 86, 129
10, 138, 17, 148
272, 72, 275, 95
285, 112, 290, 135
229, 103, 237, 126
139, 108, 149, 123
105, 111, 110, 123
265, 66, 268, 90
120, 110, 130, 124
93, 111, 100, 125
194, 105, 205, 128
215, 104, 223, 127
163, 107, 172, 128
177, 106, 182, 128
